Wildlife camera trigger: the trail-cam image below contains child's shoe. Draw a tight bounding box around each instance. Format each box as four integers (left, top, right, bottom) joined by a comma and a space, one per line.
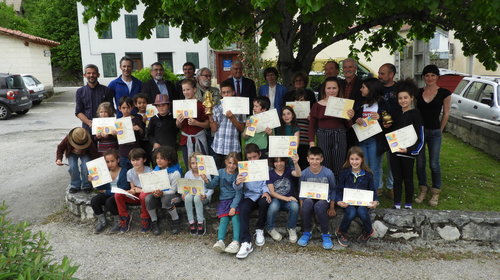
255, 229, 265, 246
151, 221, 161, 236
109, 216, 120, 234
287, 228, 298, 243
83, 188, 93, 194
322, 234, 333, 250
336, 231, 350, 247
171, 219, 180, 235
236, 242, 253, 259
119, 215, 132, 233
68, 187, 79, 194
197, 221, 206, 235
141, 218, 151, 233
358, 229, 375, 243
404, 203, 412, 209
297, 232, 312, 247
94, 214, 106, 234
224, 241, 240, 254
189, 222, 197, 235
267, 228, 282, 241
393, 203, 401, 209
213, 240, 225, 253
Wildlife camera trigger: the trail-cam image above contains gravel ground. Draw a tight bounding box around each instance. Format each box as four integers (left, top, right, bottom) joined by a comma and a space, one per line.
32, 214, 499, 280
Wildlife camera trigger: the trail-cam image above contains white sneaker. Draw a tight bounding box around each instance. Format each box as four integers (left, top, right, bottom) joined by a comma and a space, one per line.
224, 240, 240, 254
267, 228, 282, 241
236, 242, 253, 259
212, 240, 225, 253
255, 229, 265, 246
288, 228, 298, 243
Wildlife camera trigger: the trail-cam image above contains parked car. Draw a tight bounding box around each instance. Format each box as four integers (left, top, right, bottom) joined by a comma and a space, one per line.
450, 76, 500, 121
0, 73, 32, 120
22, 74, 46, 105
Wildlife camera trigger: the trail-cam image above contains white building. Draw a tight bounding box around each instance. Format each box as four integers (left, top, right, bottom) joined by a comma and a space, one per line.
0, 27, 58, 91
76, 3, 210, 85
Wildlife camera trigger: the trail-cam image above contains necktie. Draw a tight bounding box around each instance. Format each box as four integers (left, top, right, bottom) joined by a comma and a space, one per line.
236, 79, 241, 96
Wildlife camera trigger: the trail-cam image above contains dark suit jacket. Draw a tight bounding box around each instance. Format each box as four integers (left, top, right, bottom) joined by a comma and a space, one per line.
142, 79, 178, 103
223, 77, 257, 100
340, 75, 364, 112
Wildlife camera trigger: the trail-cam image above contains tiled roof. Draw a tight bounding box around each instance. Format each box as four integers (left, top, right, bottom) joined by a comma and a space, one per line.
0, 26, 60, 47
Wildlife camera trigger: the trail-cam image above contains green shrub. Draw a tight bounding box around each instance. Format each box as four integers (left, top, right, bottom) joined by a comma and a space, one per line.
309, 74, 325, 91
132, 64, 179, 84
0, 202, 78, 279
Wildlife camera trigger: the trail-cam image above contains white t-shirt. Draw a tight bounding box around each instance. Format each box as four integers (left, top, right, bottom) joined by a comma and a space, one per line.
361, 103, 379, 118
268, 85, 276, 108
124, 80, 133, 93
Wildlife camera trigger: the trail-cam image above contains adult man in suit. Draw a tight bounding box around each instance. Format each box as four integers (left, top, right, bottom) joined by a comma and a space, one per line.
223, 60, 256, 100
340, 58, 364, 150
142, 62, 178, 103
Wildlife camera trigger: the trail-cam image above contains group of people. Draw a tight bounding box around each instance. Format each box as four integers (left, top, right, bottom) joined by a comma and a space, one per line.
56, 56, 451, 259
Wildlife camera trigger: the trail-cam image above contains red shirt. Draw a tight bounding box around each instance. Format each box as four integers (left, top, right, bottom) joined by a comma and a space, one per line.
179, 101, 208, 146
308, 102, 352, 141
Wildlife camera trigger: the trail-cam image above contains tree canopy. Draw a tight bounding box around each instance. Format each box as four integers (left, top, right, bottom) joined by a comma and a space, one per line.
80, 0, 499, 85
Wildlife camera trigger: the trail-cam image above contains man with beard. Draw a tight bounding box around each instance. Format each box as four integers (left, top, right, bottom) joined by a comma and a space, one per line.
195, 67, 221, 105
75, 64, 114, 133
142, 62, 178, 103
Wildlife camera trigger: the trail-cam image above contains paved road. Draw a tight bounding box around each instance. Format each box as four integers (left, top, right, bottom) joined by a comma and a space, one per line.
0, 87, 80, 223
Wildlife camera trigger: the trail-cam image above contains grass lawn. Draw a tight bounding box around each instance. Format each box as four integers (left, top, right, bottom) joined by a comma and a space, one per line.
377, 132, 500, 211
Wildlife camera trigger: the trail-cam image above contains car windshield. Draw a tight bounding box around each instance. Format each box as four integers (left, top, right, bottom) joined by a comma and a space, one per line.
23, 76, 36, 87
6, 76, 25, 89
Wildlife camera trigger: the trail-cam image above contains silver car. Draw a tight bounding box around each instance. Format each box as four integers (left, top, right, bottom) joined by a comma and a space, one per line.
451, 76, 500, 121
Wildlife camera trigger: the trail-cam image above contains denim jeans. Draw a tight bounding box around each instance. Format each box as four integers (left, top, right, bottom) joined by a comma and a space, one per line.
67, 153, 91, 190
417, 128, 442, 189
360, 137, 381, 189
338, 206, 372, 234
184, 194, 209, 223
266, 198, 299, 230
378, 151, 394, 189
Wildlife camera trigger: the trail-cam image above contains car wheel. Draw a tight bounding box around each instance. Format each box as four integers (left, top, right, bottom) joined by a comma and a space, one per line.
16, 109, 29, 115
33, 100, 42, 105
0, 103, 12, 120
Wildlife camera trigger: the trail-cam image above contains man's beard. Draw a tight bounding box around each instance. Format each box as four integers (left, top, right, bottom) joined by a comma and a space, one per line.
154, 75, 163, 81
200, 79, 211, 88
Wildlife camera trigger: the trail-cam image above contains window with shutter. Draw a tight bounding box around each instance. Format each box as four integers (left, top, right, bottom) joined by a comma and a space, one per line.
186, 52, 199, 69
101, 53, 117, 77
125, 15, 138, 38
157, 53, 173, 72
99, 25, 112, 39
156, 24, 169, 38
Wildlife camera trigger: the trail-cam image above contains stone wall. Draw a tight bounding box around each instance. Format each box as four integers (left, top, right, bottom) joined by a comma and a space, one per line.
65, 188, 500, 243
446, 112, 500, 160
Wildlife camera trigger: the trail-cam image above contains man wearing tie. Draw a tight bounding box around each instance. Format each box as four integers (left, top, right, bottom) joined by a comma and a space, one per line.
223, 60, 257, 100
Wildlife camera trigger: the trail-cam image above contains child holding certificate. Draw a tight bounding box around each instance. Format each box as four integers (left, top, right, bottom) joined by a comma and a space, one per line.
209, 81, 245, 168
201, 152, 242, 254
233, 144, 272, 259
56, 127, 99, 194
114, 148, 152, 233
290, 89, 314, 170
146, 146, 182, 235
335, 147, 379, 247
183, 152, 213, 235
95, 102, 118, 154
354, 78, 390, 193
309, 77, 354, 177
177, 79, 209, 167
266, 156, 301, 243
297, 147, 336, 250
117, 97, 145, 170
275, 106, 300, 139
383, 79, 424, 209
244, 96, 273, 158
90, 149, 129, 234
146, 94, 178, 152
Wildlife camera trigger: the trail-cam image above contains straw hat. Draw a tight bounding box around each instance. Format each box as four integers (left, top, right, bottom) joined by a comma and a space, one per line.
154, 94, 171, 105
68, 127, 92, 150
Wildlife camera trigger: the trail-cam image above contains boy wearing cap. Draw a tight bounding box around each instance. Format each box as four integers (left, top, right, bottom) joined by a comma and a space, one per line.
147, 94, 179, 152
56, 127, 100, 193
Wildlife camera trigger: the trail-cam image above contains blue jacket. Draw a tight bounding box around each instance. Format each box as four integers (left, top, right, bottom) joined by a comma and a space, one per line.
96, 167, 129, 195
336, 168, 378, 202
258, 83, 288, 114
108, 75, 142, 117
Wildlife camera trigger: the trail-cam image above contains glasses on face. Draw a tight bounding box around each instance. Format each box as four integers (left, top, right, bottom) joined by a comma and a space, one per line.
201, 74, 212, 78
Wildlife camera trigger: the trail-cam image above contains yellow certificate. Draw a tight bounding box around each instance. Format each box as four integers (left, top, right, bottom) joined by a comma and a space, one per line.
177, 178, 205, 196
221, 96, 250, 115
353, 118, 382, 142
245, 117, 259, 137
268, 136, 298, 157
299, 181, 329, 200
196, 155, 219, 176
343, 188, 374, 206
86, 157, 112, 188
92, 117, 116, 135
253, 109, 281, 133
172, 99, 197, 118
325, 97, 354, 119
114, 117, 136, 144
385, 124, 418, 153
139, 170, 171, 193
285, 101, 310, 119
238, 159, 269, 182
145, 104, 158, 126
